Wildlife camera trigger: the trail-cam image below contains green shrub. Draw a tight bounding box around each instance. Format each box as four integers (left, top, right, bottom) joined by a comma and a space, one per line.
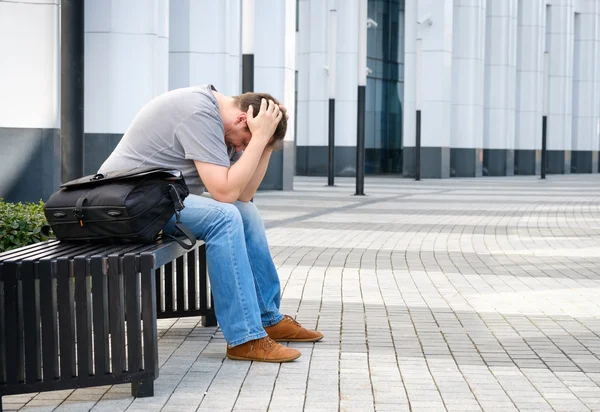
0, 200, 47, 252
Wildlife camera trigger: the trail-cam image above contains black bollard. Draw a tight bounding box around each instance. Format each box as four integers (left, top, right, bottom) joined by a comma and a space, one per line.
328, 99, 335, 186
355, 85, 366, 195
415, 110, 421, 181
541, 115, 547, 179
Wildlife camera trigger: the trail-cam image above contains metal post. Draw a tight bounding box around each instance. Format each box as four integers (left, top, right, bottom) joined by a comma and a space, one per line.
328, 99, 335, 186
355, 0, 367, 196
356, 86, 366, 195
541, 116, 547, 179
60, 0, 85, 183
416, 110, 421, 181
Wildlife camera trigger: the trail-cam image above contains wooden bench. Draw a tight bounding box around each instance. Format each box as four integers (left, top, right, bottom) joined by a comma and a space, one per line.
0, 239, 215, 411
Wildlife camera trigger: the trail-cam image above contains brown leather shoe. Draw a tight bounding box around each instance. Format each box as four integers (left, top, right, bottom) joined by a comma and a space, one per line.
226, 336, 301, 362
264, 315, 324, 342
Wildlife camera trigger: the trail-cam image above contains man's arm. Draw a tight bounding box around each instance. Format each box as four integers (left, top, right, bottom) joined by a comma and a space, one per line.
238, 147, 272, 202
194, 140, 266, 203
194, 99, 281, 203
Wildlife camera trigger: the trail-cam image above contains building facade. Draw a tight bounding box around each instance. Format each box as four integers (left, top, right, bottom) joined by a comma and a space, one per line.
0, 0, 599, 202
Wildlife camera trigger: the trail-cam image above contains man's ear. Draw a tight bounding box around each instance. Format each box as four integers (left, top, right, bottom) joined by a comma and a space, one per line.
235, 112, 247, 125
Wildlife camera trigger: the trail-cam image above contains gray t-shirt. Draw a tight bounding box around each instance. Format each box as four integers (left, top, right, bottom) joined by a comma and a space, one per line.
98, 84, 241, 195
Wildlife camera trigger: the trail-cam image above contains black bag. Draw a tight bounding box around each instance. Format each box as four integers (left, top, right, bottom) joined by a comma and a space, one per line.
43, 167, 196, 249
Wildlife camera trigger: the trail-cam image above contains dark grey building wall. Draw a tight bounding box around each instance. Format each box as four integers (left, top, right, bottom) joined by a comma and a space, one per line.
295, 146, 357, 177
402, 146, 450, 178
514, 150, 541, 175
0, 129, 123, 203
84, 133, 123, 175
483, 149, 515, 176
0, 128, 61, 203
571, 150, 598, 174
450, 148, 483, 177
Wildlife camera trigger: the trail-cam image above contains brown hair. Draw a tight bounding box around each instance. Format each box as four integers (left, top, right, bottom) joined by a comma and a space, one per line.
232, 92, 288, 149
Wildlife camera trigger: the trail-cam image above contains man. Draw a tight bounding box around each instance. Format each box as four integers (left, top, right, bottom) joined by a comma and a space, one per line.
99, 85, 323, 363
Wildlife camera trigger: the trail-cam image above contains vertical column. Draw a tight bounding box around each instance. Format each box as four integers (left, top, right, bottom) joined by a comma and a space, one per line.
403, 0, 454, 178
402, 0, 418, 176
595, 0, 600, 173
0, 0, 60, 202
571, 1, 598, 173
546, 0, 574, 174
85, 0, 169, 175
242, 0, 255, 93
450, 0, 486, 177
169, 0, 241, 96
296, 0, 329, 176
255, 0, 297, 190
483, 0, 518, 176
334, 0, 360, 176
296, 0, 311, 174
355, 0, 367, 194
515, 0, 545, 175
409, 0, 454, 178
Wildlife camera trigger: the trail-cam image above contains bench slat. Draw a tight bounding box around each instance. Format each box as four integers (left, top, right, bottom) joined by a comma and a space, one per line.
108, 254, 126, 375
199, 243, 209, 311
75, 257, 93, 379
0, 241, 60, 260
176, 256, 184, 311
91, 256, 109, 377
155, 269, 162, 313
3, 263, 20, 385
39, 259, 59, 382
22, 261, 41, 383
0, 278, 6, 383
57, 257, 76, 380
140, 254, 158, 379
187, 249, 197, 311
164, 262, 173, 314
125, 254, 142, 373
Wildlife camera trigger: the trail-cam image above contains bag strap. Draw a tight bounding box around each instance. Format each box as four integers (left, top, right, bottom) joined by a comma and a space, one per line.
163, 221, 196, 249
74, 196, 87, 226
164, 184, 196, 250
41, 224, 54, 238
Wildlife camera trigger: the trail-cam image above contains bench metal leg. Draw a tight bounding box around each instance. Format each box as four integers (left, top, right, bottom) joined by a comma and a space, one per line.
202, 294, 217, 327
202, 311, 217, 327
131, 379, 154, 398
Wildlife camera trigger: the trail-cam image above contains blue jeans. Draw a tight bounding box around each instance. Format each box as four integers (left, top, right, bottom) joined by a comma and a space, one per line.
163, 194, 283, 346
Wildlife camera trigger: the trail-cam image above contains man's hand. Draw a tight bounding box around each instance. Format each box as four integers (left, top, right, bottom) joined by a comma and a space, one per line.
246, 99, 282, 145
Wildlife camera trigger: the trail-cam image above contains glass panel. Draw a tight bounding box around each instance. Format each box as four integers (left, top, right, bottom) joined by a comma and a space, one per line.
366, 0, 405, 174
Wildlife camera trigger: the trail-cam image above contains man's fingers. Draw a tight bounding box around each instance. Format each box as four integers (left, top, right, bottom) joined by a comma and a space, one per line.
247, 104, 254, 120
260, 98, 267, 113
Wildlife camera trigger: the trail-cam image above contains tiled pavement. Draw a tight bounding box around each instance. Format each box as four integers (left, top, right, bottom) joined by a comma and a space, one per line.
5, 175, 600, 412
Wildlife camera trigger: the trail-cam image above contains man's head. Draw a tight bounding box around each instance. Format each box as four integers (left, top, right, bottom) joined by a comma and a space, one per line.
220, 92, 288, 152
